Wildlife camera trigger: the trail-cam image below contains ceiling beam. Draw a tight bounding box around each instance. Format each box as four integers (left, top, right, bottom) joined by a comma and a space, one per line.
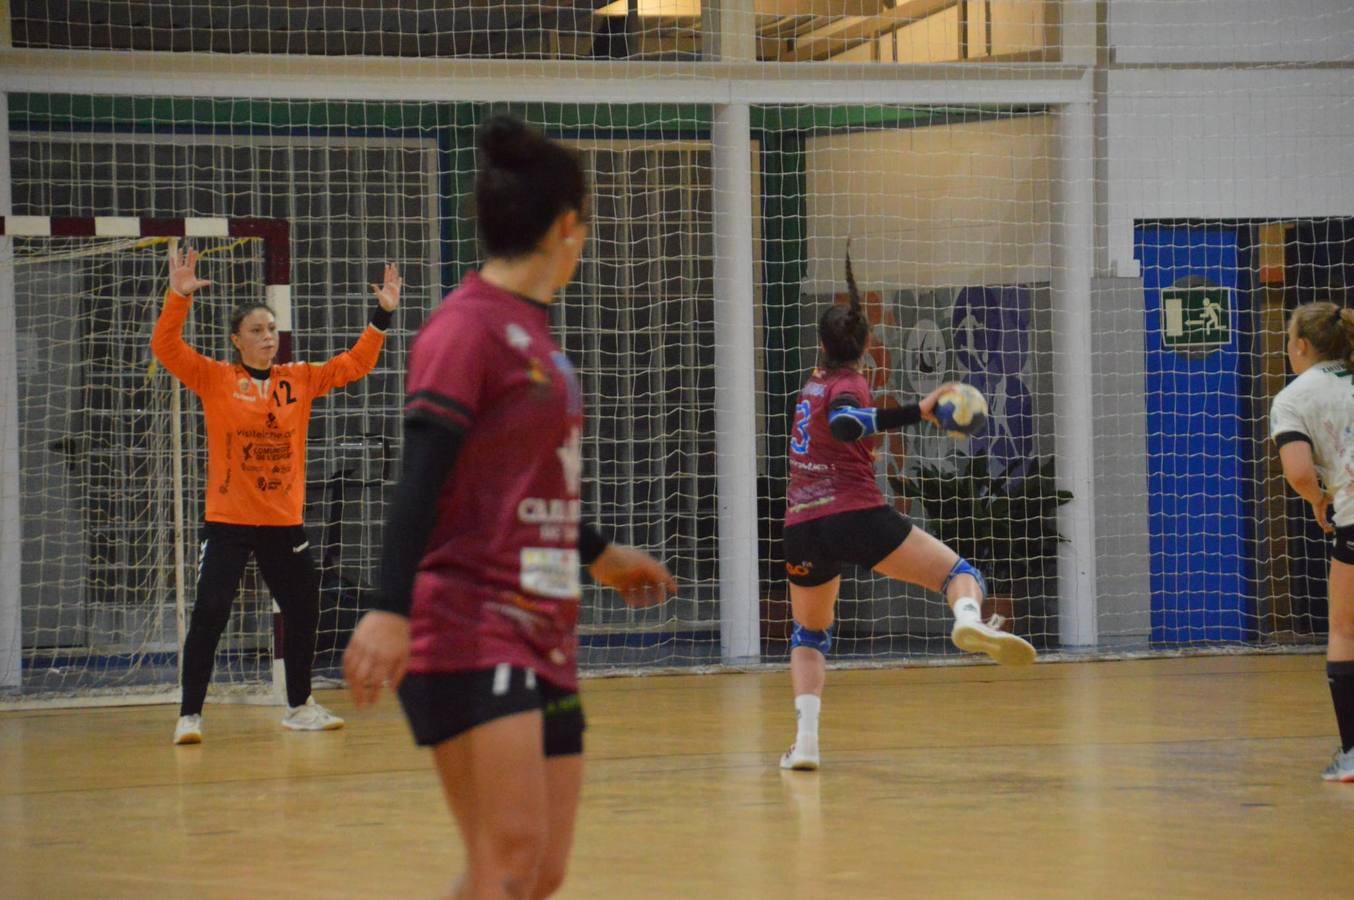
0, 47, 1092, 106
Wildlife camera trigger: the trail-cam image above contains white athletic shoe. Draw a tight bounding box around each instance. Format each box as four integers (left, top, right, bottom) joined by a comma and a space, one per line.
281, 697, 345, 732
952, 614, 1037, 666
780, 738, 820, 771
1321, 747, 1354, 783
173, 714, 203, 745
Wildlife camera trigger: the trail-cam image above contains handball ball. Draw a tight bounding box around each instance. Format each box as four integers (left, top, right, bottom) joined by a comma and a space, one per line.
934, 384, 988, 438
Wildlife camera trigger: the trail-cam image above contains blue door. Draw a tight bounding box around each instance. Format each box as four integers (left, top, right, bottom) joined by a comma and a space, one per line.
1136, 224, 1258, 644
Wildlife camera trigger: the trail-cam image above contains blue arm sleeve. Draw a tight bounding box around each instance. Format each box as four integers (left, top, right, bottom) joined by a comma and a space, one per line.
828, 397, 923, 442
828, 404, 878, 442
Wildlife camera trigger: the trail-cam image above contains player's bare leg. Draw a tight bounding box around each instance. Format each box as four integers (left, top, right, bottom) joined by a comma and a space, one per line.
873, 528, 1035, 667
530, 755, 584, 898
432, 711, 548, 899
782, 577, 838, 771
1323, 559, 1354, 782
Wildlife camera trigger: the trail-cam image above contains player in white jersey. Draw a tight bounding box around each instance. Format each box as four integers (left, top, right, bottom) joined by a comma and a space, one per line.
1270, 301, 1354, 782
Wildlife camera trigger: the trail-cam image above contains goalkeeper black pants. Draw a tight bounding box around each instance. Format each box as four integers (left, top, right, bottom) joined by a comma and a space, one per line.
180, 521, 320, 715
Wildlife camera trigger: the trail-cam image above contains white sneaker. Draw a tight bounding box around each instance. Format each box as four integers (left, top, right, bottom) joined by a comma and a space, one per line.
780, 737, 820, 771
173, 714, 203, 745
952, 615, 1037, 666
281, 697, 345, 732
1321, 746, 1354, 783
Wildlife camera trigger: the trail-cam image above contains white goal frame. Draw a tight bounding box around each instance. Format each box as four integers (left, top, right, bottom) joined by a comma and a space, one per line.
0, 213, 293, 708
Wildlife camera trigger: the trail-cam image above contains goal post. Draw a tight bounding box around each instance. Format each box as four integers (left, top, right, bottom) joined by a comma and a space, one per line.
0, 91, 17, 691
0, 215, 292, 708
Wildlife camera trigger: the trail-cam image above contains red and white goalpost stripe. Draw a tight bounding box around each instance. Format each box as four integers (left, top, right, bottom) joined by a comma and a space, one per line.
0, 215, 293, 360
0, 214, 294, 705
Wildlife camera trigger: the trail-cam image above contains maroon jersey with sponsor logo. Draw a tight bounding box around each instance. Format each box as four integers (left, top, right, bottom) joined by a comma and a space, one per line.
403, 271, 585, 690
784, 366, 885, 527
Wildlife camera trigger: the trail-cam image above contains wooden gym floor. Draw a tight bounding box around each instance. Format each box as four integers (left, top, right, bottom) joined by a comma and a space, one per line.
2, 655, 1352, 899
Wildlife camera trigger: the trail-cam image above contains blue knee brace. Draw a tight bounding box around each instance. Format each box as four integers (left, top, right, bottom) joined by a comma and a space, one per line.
790, 622, 832, 655
941, 557, 987, 598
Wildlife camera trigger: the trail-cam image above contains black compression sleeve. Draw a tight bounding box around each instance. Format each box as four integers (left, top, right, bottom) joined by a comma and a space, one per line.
370, 306, 394, 331
876, 403, 923, 430
374, 420, 463, 617
579, 523, 609, 566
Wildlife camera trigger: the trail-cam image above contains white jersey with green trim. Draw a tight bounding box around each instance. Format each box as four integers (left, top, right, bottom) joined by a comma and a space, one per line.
1270, 359, 1354, 528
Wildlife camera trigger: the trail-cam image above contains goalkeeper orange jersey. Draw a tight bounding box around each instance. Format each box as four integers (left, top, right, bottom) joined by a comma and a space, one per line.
151, 290, 386, 527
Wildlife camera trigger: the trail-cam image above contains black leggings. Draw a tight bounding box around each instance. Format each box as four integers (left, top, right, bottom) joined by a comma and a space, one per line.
180, 521, 320, 715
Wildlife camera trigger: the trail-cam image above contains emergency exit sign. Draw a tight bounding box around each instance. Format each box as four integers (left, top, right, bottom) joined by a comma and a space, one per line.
1162, 286, 1231, 349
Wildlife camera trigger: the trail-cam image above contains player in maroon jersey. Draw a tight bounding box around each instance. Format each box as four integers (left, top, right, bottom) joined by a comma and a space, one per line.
343, 114, 675, 898
779, 250, 1036, 772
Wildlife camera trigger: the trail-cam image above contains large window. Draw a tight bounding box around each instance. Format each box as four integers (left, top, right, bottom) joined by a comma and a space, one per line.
11, 1, 1059, 62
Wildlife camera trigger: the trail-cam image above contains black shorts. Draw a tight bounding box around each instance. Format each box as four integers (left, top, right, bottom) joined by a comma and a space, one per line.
781, 505, 914, 587
397, 666, 585, 757
1333, 525, 1354, 565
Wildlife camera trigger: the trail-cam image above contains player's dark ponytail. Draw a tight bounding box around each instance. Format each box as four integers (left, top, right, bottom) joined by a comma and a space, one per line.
1292, 301, 1354, 369
818, 240, 871, 369
475, 113, 587, 259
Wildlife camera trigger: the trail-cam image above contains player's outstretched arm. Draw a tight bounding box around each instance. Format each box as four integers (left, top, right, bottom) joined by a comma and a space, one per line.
589, 544, 677, 608
826, 382, 963, 443
309, 263, 402, 396
151, 243, 215, 391
370, 262, 402, 313
167, 242, 212, 297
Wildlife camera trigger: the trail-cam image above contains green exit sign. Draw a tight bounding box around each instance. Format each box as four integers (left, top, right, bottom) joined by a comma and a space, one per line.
1162, 286, 1231, 349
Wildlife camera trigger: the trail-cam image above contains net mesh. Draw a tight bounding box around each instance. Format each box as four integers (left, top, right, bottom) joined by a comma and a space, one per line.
9, 236, 270, 701
2, 1, 1354, 706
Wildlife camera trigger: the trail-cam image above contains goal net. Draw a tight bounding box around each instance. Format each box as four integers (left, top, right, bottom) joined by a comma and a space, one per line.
5, 232, 278, 704
3, 1, 1353, 707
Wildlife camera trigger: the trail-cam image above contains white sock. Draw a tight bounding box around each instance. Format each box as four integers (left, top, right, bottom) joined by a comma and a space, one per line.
795, 694, 821, 741
952, 596, 981, 624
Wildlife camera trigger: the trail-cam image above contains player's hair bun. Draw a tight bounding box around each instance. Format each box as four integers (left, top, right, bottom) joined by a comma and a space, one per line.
478, 114, 537, 170
473, 114, 587, 258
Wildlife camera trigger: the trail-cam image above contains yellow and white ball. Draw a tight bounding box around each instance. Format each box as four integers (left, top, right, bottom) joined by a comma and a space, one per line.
933, 383, 988, 438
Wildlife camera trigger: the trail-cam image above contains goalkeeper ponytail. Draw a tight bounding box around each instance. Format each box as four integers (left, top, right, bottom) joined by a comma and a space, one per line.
818, 239, 871, 369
